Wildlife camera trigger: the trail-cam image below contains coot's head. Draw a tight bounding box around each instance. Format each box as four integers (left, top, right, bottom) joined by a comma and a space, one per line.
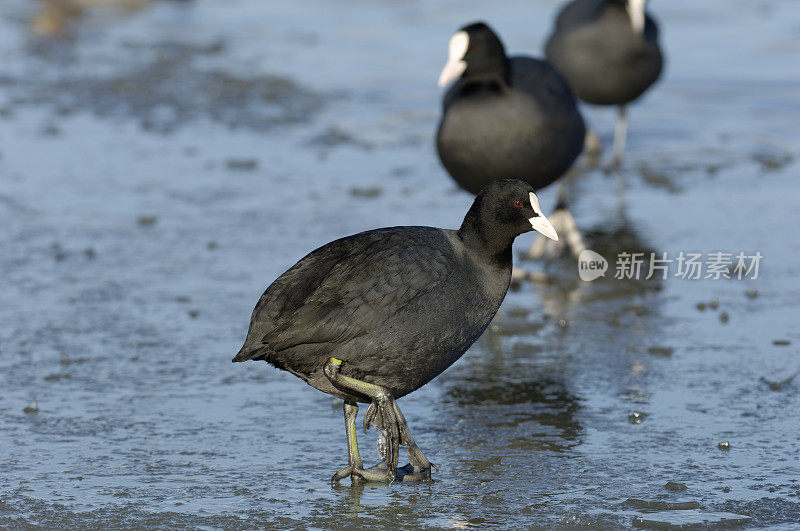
438, 22, 508, 87
459, 180, 557, 258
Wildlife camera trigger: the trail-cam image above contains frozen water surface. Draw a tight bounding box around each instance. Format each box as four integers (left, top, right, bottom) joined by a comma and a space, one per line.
1, 0, 799, 528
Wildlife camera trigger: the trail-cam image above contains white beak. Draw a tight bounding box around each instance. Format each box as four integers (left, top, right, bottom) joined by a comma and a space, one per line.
437, 31, 469, 87
438, 59, 467, 87
528, 192, 558, 241
626, 0, 646, 34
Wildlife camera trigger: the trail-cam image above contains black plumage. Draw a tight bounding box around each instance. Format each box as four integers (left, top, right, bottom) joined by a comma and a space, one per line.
545, 0, 663, 107
234, 179, 551, 400
545, 0, 664, 165
234, 226, 488, 400
436, 22, 585, 196
233, 180, 558, 482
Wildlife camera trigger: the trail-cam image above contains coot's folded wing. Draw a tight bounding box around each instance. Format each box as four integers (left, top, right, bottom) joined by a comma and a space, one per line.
239, 227, 451, 358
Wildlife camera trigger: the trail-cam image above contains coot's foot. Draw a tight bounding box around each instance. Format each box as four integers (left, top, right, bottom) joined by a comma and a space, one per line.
332, 462, 394, 483
325, 358, 435, 484
365, 398, 435, 478
604, 158, 623, 173
333, 461, 433, 484
526, 207, 586, 260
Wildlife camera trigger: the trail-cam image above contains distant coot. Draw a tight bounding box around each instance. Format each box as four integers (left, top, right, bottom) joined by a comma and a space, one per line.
233, 180, 558, 483
545, 0, 664, 165
436, 22, 586, 260
437, 22, 585, 196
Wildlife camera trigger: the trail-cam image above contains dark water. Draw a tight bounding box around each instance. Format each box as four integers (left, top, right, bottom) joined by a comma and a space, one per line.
1, 0, 799, 528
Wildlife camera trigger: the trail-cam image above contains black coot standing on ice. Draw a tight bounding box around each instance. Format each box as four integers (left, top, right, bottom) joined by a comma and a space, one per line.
545, 0, 664, 165
436, 22, 587, 259
233, 180, 558, 483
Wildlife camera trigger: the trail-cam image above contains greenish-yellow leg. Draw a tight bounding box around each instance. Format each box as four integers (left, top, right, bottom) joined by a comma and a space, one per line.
610, 104, 628, 168
331, 401, 388, 483
324, 357, 434, 483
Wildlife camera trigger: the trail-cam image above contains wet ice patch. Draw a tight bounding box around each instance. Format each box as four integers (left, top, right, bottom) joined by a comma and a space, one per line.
3, 41, 331, 133
632, 510, 751, 528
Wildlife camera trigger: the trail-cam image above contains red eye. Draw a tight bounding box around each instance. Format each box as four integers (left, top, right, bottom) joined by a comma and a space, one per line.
514, 200, 522, 208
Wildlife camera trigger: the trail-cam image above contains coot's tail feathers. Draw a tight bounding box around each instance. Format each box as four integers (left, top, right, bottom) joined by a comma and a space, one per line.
232, 344, 274, 362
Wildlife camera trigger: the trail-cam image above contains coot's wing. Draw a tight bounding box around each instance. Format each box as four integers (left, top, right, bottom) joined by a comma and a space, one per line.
239, 227, 451, 358
510, 57, 578, 110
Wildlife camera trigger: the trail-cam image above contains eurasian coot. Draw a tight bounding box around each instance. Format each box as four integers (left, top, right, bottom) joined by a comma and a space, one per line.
436, 22, 586, 260
233, 180, 558, 483
437, 22, 585, 195
545, 0, 664, 165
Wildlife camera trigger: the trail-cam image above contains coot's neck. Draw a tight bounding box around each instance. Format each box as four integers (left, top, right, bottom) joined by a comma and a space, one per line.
462, 57, 510, 88
457, 198, 516, 268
